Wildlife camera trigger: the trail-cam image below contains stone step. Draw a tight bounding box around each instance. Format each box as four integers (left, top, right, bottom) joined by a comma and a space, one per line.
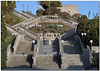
39, 51, 58, 55
36, 56, 60, 69
7, 55, 32, 68
62, 53, 83, 69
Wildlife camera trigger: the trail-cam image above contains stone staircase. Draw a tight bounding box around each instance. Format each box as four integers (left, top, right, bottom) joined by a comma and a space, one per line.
39, 45, 59, 55
15, 39, 33, 54
13, 10, 30, 20
35, 55, 61, 69
22, 11, 38, 18
61, 34, 83, 70
7, 54, 33, 68
39, 40, 59, 55
62, 53, 83, 70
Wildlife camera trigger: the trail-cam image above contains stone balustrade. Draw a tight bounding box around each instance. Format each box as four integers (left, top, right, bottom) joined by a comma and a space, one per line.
7, 44, 12, 59
39, 33, 60, 40
6, 24, 23, 35
13, 35, 22, 54
22, 11, 34, 18
19, 25, 38, 40
12, 17, 35, 28
22, 11, 38, 18
32, 35, 40, 68
12, 10, 78, 30
59, 36, 63, 57
25, 17, 41, 28
13, 10, 30, 20
40, 15, 76, 28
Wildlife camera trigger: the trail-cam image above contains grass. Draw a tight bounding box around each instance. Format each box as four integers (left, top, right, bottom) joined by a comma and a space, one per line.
1, 33, 14, 69
28, 22, 71, 34
3, 13, 23, 26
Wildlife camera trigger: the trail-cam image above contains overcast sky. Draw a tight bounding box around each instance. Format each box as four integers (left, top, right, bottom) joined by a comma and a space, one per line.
15, 1, 99, 19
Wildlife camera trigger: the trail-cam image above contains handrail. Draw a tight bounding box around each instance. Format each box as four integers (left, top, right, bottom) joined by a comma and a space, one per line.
12, 17, 35, 28
19, 25, 38, 36
22, 11, 38, 18
13, 10, 30, 19
6, 24, 23, 34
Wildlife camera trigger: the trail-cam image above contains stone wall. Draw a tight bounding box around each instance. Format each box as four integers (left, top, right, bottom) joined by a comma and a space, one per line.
91, 46, 99, 53
75, 35, 91, 70
60, 5, 79, 16
61, 28, 76, 40
13, 35, 23, 54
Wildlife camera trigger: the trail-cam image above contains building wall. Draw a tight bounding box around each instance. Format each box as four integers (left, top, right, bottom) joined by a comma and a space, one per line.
60, 5, 79, 16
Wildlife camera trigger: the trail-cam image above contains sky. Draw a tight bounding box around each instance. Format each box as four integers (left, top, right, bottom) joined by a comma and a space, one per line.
15, 1, 99, 19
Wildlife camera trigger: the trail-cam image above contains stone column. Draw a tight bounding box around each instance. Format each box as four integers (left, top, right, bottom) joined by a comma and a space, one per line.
32, 57, 36, 68
49, 40, 51, 45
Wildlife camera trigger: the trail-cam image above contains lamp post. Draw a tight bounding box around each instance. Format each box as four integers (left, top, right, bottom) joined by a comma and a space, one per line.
49, 1, 50, 16
23, 23, 25, 33
81, 33, 84, 38
74, 23, 78, 33
90, 40, 93, 50
3, 16, 5, 18
6, 0, 8, 6
12, 33, 17, 38
23, 3, 24, 11
29, 9, 32, 13
81, 32, 86, 39
61, 40, 64, 45
11, 33, 17, 52
27, 4, 29, 12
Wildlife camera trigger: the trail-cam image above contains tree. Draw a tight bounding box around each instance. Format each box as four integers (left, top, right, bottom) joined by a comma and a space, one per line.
44, 6, 61, 15
72, 13, 80, 20
36, 9, 44, 16
88, 11, 90, 18
1, 1, 16, 14
92, 53, 99, 69
77, 15, 99, 46
39, 1, 62, 10
60, 12, 71, 19
1, 15, 8, 39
